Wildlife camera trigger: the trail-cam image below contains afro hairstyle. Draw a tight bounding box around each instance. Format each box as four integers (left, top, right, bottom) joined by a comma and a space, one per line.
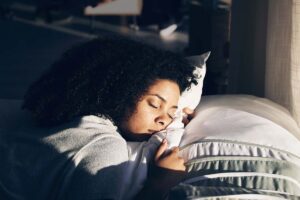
22, 36, 197, 127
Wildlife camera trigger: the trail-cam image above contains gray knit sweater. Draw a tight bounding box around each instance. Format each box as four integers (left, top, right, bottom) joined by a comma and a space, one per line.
0, 110, 129, 200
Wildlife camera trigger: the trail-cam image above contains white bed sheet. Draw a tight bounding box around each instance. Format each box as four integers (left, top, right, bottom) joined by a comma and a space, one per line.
193, 95, 300, 140
181, 95, 300, 156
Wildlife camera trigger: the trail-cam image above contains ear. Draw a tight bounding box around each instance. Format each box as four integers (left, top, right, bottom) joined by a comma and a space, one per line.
186, 52, 211, 67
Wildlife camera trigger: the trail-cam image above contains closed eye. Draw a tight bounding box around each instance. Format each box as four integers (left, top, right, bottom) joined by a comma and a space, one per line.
149, 103, 174, 119
149, 103, 159, 109
168, 114, 175, 120
168, 108, 177, 120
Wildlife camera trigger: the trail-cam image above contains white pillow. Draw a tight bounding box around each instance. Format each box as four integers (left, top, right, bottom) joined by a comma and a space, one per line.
174, 95, 300, 199
171, 96, 300, 198
189, 95, 300, 141
159, 52, 210, 149
168, 52, 210, 129
180, 95, 300, 155
178, 52, 210, 110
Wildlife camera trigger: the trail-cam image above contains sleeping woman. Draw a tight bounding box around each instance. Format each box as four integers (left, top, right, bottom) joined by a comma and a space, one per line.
0, 37, 197, 199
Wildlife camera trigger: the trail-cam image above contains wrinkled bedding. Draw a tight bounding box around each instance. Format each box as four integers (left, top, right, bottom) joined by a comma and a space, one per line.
167, 95, 300, 199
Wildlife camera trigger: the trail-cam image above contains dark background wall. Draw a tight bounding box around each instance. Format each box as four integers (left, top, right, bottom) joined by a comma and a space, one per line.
228, 0, 268, 97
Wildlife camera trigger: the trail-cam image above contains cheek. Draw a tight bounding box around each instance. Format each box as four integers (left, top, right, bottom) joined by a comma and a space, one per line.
127, 107, 154, 133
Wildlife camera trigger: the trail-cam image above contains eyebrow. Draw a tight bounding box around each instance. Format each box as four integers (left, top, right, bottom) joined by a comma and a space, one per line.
148, 94, 178, 109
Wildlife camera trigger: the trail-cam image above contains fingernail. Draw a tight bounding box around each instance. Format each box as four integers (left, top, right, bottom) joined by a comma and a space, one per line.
162, 139, 167, 143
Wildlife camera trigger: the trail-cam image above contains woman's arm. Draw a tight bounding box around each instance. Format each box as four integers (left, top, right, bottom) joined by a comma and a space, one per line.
135, 139, 186, 200
62, 135, 129, 200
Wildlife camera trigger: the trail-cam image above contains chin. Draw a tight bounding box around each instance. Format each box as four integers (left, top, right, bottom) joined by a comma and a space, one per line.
121, 130, 152, 142
131, 133, 152, 142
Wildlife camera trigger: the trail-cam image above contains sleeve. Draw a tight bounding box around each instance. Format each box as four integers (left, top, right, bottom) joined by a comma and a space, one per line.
134, 165, 187, 200
63, 135, 129, 200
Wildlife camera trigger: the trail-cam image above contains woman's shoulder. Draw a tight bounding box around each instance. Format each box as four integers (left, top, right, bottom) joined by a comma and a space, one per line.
76, 115, 119, 134
47, 115, 129, 199
45, 115, 129, 176
45, 115, 127, 154
71, 115, 128, 157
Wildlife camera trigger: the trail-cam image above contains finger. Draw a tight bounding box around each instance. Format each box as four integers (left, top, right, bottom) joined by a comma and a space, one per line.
155, 139, 168, 161
178, 158, 186, 171
176, 158, 186, 171
181, 165, 186, 171
172, 147, 180, 154
183, 108, 195, 122
183, 107, 194, 115
178, 157, 185, 164
182, 117, 189, 126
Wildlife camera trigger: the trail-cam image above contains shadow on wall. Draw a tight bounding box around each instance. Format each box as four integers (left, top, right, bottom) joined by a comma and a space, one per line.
0, 18, 89, 100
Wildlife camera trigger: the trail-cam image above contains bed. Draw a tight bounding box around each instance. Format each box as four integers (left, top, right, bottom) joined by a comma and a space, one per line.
1, 93, 300, 199
1, 50, 300, 199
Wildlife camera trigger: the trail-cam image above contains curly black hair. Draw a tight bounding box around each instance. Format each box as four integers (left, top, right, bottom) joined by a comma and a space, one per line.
22, 36, 197, 127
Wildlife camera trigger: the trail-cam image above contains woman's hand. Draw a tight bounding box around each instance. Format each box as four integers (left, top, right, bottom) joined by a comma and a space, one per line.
182, 107, 195, 126
154, 139, 186, 171
135, 139, 187, 200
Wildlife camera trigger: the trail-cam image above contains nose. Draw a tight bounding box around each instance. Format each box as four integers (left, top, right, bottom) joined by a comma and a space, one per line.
155, 113, 169, 128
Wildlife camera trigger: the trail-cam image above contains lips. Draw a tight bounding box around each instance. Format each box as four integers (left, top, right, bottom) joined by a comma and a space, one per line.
148, 129, 165, 133
148, 129, 159, 133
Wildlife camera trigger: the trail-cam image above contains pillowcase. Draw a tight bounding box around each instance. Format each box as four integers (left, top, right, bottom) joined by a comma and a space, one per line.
169, 95, 300, 199
178, 52, 210, 111
182, 95, 300, 145
159, 52, 210, 149
168, 52, 210, 129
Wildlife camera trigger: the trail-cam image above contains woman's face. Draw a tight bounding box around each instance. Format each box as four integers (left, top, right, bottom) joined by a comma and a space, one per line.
121, 79, 180, 140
